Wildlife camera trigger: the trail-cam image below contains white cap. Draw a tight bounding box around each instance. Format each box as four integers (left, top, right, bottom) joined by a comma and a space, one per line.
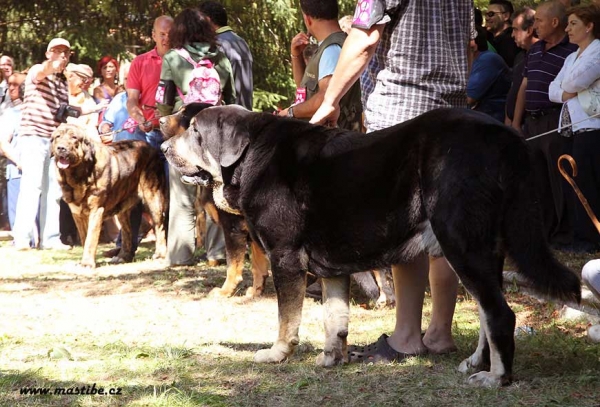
47, 38, 71, 52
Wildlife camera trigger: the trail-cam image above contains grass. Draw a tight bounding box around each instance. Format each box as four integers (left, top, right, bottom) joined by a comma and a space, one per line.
0, 241, 599, 406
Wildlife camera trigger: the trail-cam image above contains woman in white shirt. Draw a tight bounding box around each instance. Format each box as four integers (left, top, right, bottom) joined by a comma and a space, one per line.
549, 4, 600, 252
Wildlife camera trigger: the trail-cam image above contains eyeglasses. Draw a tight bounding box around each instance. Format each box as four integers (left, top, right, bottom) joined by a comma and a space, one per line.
50, 48, 72, 56
485, 11, 506, 18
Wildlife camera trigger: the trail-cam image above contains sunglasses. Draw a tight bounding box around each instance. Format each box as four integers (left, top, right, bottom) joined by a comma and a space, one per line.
485, 11, 505, 18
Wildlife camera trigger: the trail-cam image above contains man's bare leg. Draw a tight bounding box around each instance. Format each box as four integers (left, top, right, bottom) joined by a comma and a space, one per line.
385, 253, 429, 355
423, 256, 458, 354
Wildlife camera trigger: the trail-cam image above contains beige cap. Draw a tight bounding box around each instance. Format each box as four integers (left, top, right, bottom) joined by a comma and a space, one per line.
47, 38, 71, 52
65, 63, 93, 79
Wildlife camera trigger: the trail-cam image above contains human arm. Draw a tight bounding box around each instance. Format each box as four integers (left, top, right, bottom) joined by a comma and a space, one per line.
290, 32, 310, 87
560, 48, 600, 93
279, 76, 331, 118
0, 112, 20, 168
310, 24, 383, 126
512, 77, 527, 134
29, 60, 63, 83
126, 88, 152, 133
549, 62, 576, 103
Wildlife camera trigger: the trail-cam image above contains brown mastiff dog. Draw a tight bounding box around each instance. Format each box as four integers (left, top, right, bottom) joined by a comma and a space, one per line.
51, 123, 167, 268
159, 103, 269, 297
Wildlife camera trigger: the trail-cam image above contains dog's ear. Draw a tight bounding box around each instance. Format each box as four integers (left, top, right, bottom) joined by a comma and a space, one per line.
82, 132, 95, 162
198, 106, 253, 168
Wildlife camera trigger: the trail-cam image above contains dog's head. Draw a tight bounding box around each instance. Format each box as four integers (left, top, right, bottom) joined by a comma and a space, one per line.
159, 102, 214, 140
51, 123, 95, 170
161, 105, 253, 187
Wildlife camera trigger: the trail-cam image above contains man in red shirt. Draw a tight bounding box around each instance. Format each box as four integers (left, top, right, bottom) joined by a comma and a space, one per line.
126, 15, 173, 148
104, 15, 173, 260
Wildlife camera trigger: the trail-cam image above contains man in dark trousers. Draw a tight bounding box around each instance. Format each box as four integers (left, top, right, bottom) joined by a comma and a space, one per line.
511, 1, 577, 246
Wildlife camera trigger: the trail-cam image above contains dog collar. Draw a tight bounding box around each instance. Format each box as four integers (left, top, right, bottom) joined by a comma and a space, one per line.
212, 181, 242, 215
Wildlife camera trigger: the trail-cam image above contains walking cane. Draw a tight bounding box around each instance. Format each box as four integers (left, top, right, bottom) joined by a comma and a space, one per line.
558, 154, 600, 235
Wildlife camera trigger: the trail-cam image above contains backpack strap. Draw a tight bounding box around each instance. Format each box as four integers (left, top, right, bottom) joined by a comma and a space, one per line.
174, 48, 201, 68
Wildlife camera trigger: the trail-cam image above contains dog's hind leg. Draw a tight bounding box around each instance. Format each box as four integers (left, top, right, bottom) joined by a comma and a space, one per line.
443, 250, 514, 387
254, 262, 306, 363
113, 208, 135, 263
141, 181, 167, 261
247, 240, 269, 297
316, 275, 350, 367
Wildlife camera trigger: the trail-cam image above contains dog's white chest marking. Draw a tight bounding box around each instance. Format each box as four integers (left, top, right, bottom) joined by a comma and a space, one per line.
212, 182, 242, 215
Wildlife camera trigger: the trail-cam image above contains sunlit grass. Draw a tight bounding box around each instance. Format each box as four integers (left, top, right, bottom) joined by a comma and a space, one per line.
1, 240, 599, 406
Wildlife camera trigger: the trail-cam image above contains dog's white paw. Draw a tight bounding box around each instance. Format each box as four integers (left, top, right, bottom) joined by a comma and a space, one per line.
467, 371, 503, 388
315, 350, 345, 367
458, 352, 485, 374
253, 347, 289, 363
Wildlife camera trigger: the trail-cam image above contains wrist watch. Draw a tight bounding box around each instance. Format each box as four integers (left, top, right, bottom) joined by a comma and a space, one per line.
287, 106, 294, 118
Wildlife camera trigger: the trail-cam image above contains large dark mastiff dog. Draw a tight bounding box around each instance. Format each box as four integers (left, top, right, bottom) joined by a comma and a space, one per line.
51, 123, 167, 268
161, 105, 581, 387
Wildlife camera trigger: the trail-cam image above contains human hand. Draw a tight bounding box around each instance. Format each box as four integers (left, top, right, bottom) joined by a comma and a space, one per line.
291, 32, 310, 58
139, 120, 154, 133
310, 102, 340, 128
563, 91, 577, 101
99, 133, 114, 144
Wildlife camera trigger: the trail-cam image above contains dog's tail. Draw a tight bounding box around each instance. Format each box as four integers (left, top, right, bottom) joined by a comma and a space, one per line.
501, 142, 581, 304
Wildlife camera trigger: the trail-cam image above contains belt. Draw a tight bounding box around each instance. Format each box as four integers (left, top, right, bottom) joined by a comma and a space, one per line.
526, 107, 562, 119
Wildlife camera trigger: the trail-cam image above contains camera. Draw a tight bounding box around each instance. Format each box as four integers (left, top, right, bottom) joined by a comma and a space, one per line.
55, 103, 82, 123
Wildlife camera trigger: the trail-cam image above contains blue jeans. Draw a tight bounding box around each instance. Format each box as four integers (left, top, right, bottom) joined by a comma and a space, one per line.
12, 135, 61, 248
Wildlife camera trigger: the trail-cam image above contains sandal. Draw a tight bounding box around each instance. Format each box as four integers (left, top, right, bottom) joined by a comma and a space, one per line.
347, 334, 423, 364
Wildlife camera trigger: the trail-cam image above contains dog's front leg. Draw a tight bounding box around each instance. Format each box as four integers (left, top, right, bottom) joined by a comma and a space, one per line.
254, 267, 306, 363
316, 275, 350, 367
80, 206, 105, 268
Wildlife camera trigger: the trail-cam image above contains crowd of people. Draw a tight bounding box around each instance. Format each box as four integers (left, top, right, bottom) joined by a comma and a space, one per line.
0, 2, 252, 269
0, 0, 599, 355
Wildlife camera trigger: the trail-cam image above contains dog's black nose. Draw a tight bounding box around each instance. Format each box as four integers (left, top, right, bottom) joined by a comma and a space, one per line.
57, 145, 66, 153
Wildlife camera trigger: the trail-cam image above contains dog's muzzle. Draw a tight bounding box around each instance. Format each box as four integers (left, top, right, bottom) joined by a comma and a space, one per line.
181, 170, 213, 187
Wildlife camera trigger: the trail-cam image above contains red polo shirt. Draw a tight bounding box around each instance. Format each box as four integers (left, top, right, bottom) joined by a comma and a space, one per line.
127, 48, 163, 121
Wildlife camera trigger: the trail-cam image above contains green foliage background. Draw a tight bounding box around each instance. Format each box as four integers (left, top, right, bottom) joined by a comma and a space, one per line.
0, 0, 580, 111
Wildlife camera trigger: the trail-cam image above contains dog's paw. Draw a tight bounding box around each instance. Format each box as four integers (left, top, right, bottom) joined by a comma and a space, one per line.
245, 286, 264, 298
78, 259, 96, 269
315, 350, 345, 367
253, 347, 290, 363
209, 287, 233, 298
467, 371, 503, 388
108, 256, 125, 264
152, 252, 166, 260
458, 352, 485, 374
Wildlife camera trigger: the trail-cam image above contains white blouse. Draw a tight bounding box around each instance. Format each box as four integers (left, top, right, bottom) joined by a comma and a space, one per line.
549, 38, 600, 132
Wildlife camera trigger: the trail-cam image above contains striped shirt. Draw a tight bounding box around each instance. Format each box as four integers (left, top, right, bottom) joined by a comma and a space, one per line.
353, 0, 474, 131
523, 36, 576, 112
19, 64, 68, 138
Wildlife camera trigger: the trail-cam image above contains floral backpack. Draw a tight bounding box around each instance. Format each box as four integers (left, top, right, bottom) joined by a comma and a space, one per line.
174, 48, 221, 105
